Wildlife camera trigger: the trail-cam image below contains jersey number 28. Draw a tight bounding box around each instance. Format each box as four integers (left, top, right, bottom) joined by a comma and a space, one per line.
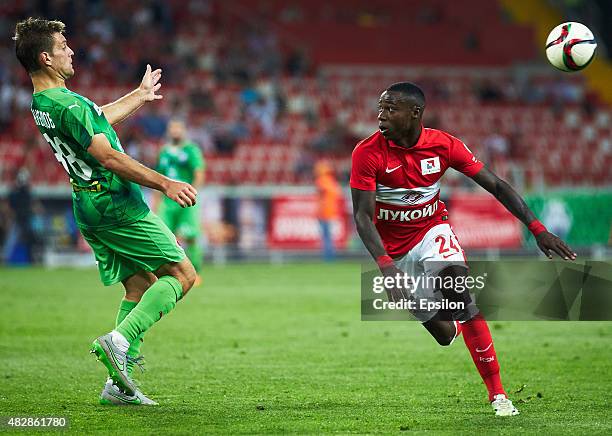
43, 133, 93, 181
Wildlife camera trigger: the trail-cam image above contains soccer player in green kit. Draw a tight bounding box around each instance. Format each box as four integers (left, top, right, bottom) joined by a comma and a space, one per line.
153, 119, 205, 285
15, 17, 198, 405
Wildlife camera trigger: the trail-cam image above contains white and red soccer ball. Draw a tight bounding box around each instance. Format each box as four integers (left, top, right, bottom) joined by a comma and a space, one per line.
545, 22, 597, 72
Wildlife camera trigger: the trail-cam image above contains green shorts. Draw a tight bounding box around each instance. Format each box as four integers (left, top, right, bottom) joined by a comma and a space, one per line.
158, 199, 201, 239
80, 211, 186, 286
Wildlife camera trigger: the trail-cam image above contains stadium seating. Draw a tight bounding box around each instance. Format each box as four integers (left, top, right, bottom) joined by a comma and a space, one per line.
1, 67, 609, 187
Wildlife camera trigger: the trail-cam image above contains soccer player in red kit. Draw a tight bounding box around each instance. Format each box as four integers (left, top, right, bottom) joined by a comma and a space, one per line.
351, 82, 576, 416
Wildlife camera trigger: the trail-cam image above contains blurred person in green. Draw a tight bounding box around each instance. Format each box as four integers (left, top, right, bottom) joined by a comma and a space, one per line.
153, 119, 205, 285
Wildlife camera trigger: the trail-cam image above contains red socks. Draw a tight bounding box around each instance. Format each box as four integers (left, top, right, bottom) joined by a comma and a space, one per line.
460, 313, 506, 401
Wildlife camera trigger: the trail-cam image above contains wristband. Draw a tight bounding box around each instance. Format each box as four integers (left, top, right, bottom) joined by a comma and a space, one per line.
528, 219, 547, 237
376, 255, 395, 269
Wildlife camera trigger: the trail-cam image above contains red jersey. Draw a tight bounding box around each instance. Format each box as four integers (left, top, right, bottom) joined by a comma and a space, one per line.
350, 128, 484, 257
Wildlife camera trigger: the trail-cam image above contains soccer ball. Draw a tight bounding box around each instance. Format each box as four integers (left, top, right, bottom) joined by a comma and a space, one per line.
545, 22, 597, 72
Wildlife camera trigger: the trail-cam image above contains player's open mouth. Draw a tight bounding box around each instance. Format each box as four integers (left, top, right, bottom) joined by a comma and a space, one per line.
379, 125, 390, 135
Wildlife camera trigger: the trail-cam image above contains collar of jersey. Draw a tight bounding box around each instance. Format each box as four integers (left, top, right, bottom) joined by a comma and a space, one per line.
32, 86, 67, 96
386, 124, 426, 150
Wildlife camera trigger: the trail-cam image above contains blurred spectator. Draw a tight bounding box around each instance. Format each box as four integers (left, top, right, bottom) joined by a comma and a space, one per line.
123, 131, 144, 161
0, 197, 11, 262
189, 85, 215, 112
189, 84, 216, 113
240, 82, 261, 107
310, 121, 340, 154
294, 148, 316, 180
314, 160, 341, 262
463, 30, 481, 52
213, 128, 238, 155
286, 48, 311, 77
475, 80, 503, 102
247, 97, 279, 139
550, 78, 583, 105
483, 122, 511, 178
4, 168, 41, 264
287, 90, 318, 123
227, 112, 250, 143
506, 126, 526, 161
518, 77, 546, 104
135, 105, 169, 139
310, 118, 358, 155
541, 198, 573, 240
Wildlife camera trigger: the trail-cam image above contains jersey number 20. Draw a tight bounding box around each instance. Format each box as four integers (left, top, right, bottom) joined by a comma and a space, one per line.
43, 133, 93, 180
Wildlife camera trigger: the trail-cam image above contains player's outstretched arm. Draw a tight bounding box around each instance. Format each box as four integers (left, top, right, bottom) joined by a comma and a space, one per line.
101, 64, 162, 125
471, 167, 576, 260
89, 134, 197, 208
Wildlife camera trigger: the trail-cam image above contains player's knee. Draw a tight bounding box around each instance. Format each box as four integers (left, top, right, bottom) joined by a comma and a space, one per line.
178, 260, 197, 295
155, 259, 196, 296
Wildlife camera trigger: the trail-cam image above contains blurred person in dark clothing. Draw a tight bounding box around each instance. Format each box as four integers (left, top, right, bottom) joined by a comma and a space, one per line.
6, 168, 40, 263
0, 197, 12, 262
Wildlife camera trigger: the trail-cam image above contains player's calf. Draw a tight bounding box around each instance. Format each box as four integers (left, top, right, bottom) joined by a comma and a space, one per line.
122, 270, 158, 302
110, 269, 185, 352
422, 265, 473, 346
423, 316, 458, 346
436, 265, 477, 320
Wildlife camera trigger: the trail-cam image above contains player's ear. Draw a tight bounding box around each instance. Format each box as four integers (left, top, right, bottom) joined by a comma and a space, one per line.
39, 51, 52, 68
411, 105, 422, 119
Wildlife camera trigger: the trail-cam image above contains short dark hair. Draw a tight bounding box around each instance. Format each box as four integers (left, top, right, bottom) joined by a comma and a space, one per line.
14, 17, 66, 74
385, 82, 426, 107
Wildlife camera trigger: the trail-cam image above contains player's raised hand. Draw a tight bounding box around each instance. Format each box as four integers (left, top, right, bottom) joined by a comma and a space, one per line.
164, 180, 197, 208
139, 64, 163, 102
536, 231, 577, 260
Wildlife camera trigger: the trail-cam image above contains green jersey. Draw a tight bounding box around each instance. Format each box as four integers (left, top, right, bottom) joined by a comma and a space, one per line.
31, 87, 149, 230
156, 141, 205, 185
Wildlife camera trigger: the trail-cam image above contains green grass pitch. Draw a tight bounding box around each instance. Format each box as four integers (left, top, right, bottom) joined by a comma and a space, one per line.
1, 263, 611, 434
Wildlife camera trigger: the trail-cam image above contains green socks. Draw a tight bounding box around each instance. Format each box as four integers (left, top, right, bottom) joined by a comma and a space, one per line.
116, 299, 138, 327
116, 275, 183, 344
115, 299, 143, 375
